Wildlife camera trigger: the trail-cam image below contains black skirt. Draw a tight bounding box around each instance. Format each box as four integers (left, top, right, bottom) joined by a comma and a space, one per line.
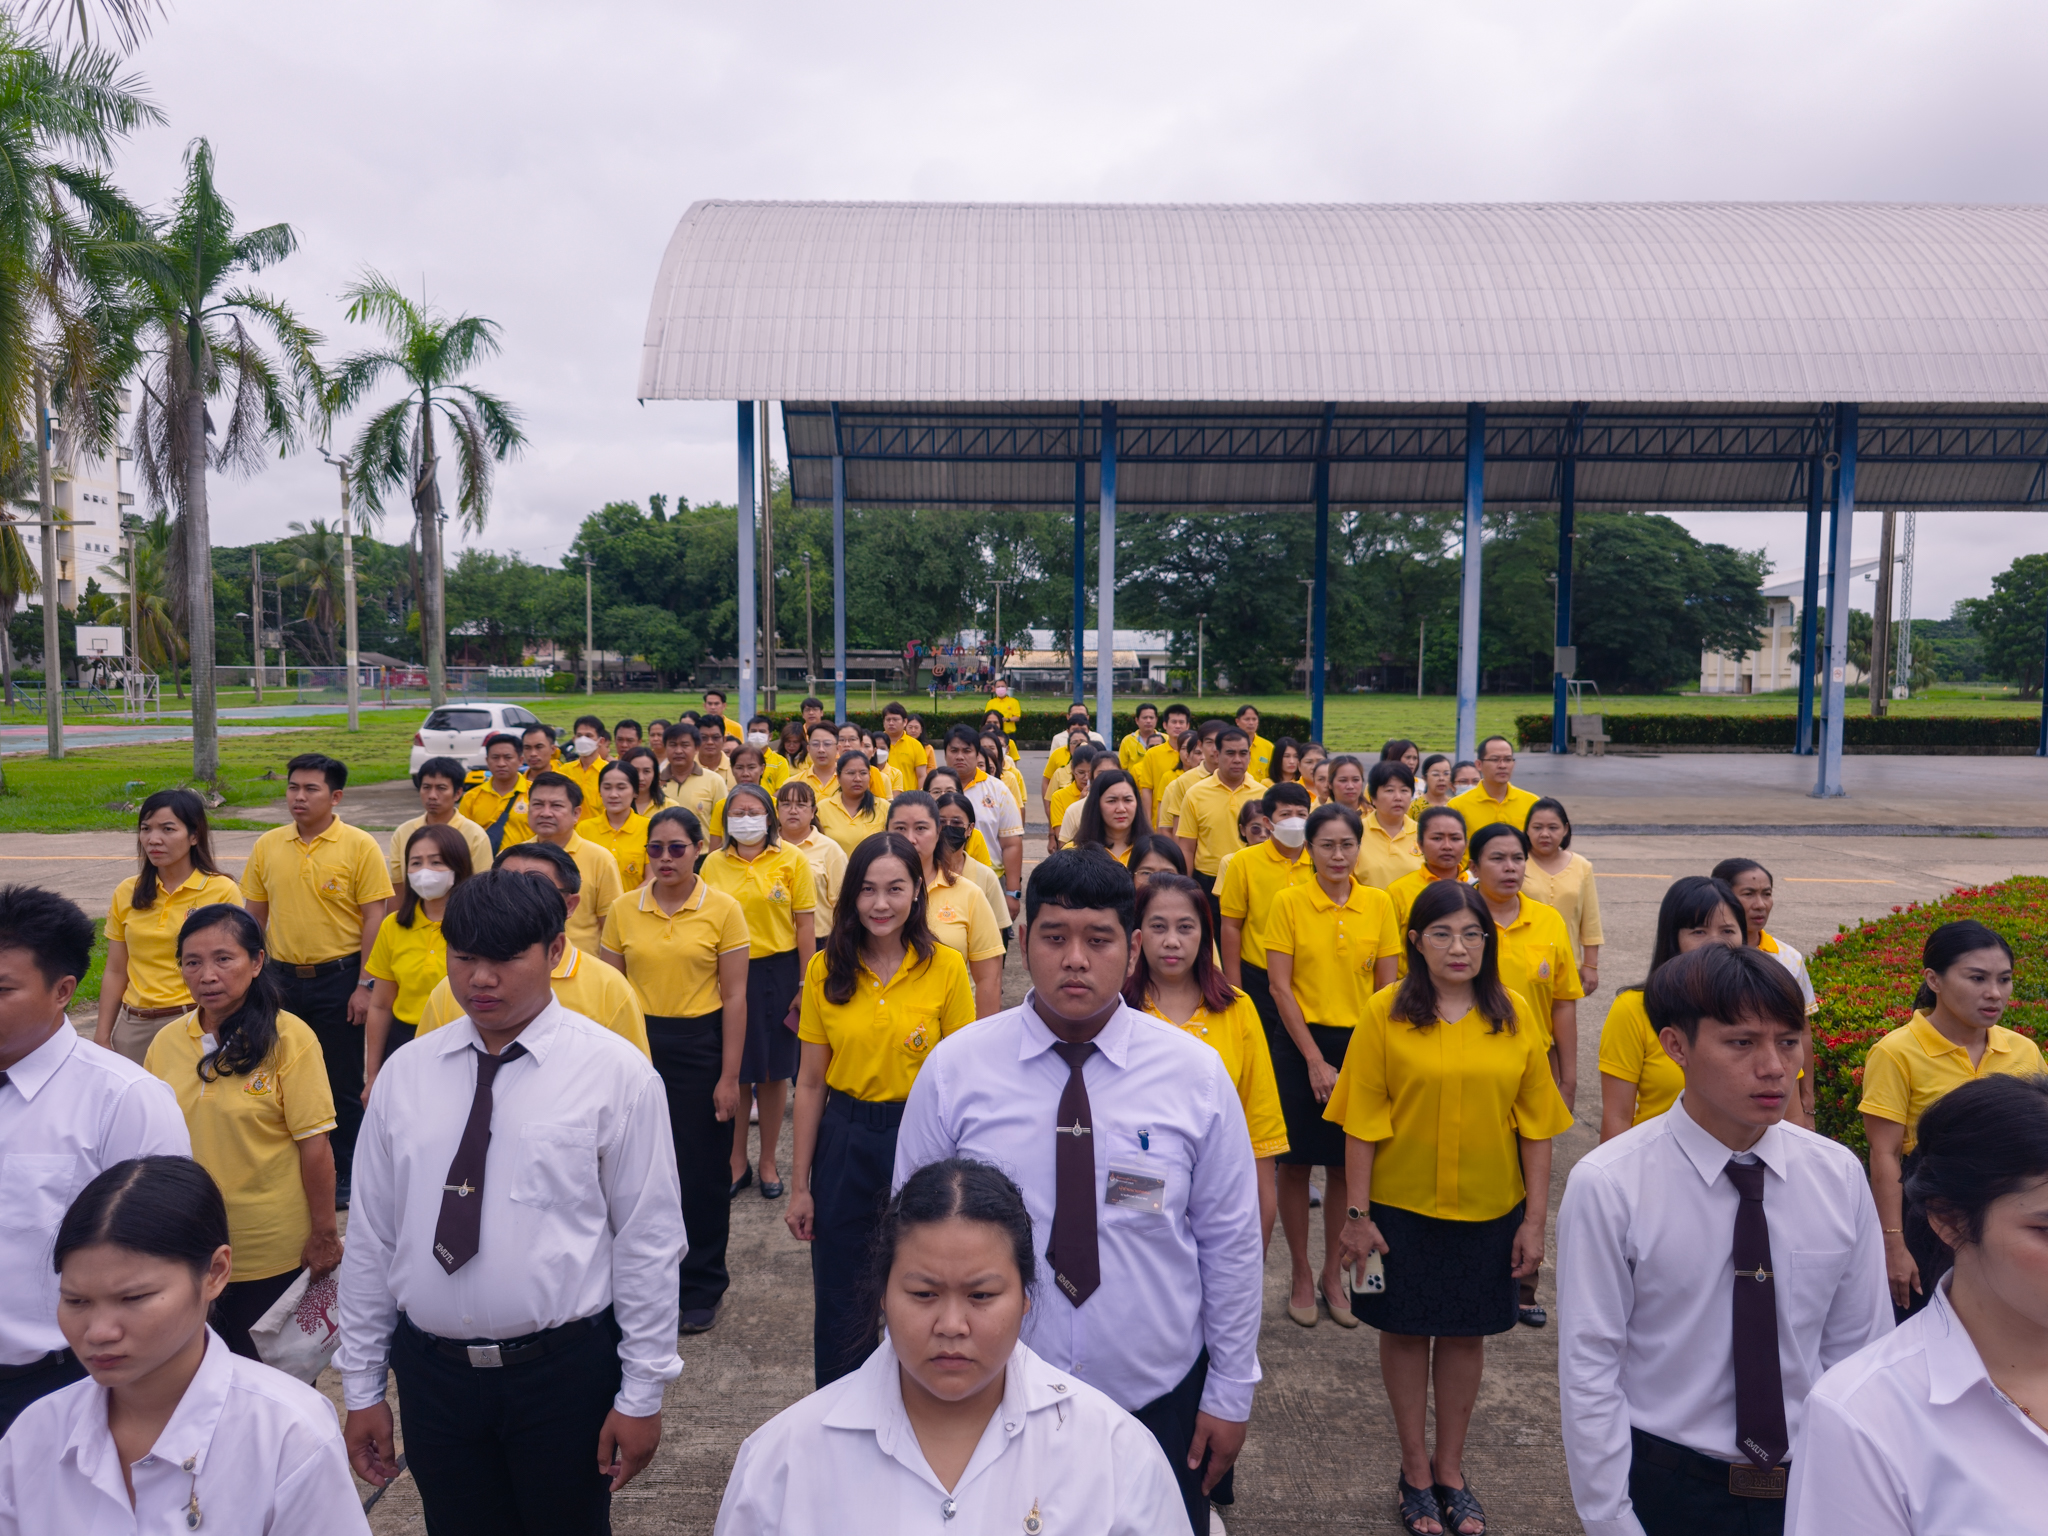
1267, 1019, 1351, 1167
1350, 1200, 1525, 1338
739, 948, 801, 1083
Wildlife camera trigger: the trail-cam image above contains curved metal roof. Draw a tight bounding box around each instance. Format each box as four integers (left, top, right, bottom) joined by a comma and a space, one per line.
639, 200, 2048, 406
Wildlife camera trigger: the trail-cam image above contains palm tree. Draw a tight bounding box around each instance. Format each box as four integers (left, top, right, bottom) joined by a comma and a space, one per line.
22, 1, 165, 52
0, 506, 39, 706
124, 139, 320, 782
95, 505, 179, 677
284, 517, 341, 665
327, 272, 523, 706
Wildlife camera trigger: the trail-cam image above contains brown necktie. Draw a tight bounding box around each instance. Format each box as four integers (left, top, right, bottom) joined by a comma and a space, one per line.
1725, 1158, 1788, 1468
432, 1044, 527, 1275
1046, 1040, 1100, 1308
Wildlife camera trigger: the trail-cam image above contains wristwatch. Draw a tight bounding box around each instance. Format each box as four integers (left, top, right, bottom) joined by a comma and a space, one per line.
358, 978, 376, 991
1346, 1206, 1367, 1221
1005, 888, 1022, 898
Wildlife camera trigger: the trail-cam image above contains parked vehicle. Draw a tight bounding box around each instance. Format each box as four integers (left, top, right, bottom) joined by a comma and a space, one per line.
408, 701, 545, 773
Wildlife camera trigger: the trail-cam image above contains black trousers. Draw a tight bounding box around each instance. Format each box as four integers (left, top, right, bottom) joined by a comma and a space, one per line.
393, 1314, 622, 1536
279, 962, 364, 1187
1192, 868, 1221, 931
0, 1350, 86, 1439
809, 1092, 902, 1387
1629, 1429, 1787, 1536
212, 1267, 301, 1360
646, 1012, 734, 1314
1131, 1348, 1215, 1536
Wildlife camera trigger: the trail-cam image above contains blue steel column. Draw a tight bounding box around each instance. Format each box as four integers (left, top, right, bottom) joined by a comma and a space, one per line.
830, 403, 848, 725
1795, 454, 1825, 755
1095, 402, 1118, 743
1455, 403, 1486, 763
2037, 584, 2048, 756
1073, 404, 1087, 707
736, 401, 757, 723
1815, 404, 1857, 797
1550, 455, 1575, 754
1309, 402, 1333, 743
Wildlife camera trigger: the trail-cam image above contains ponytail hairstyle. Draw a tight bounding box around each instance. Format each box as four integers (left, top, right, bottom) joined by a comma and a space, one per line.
176, 905, 283, 1080
54, 1156, 229, 1277
396, 822, 475, 928
823, 833, 933, 1006
1393, 881, 1516, 1034
1124, 873, 1235, 1015
1903, 1072, 2048, 1294
1640, 875, 1747, 986
131, 789, 222, 911
1913, 919, 2016, 1012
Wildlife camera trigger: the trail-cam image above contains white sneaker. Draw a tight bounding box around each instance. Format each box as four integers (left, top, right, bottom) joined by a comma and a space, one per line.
1208, 1508, 1227, 1535
750, 1098, 760, 1124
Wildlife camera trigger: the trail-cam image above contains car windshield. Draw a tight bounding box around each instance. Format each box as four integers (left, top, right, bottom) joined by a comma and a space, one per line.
427, 709, 493, 732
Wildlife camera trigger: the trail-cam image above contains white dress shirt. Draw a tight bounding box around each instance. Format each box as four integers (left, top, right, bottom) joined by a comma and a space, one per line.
714, 1338, 1184, 1536
0, 1327, 367, 1536
0, 1023, 189, 1365
892, 997, 1264, 1420
1787, 1274, 2048, 1535
1556, 1096, 1892, 1536
334, 1000, 686, 1417
960, 772, 1025, 842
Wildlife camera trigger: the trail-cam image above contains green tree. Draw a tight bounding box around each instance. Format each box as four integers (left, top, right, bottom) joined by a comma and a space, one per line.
125, 138, 320, 781
1959, 553, 2048, 697
1571, 513, 1768, 692
327, 271, 524, 708
281, 518, 343, 665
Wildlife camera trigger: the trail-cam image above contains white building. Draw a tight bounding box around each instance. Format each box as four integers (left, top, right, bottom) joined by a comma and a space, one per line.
9, 404, 134, 612
1698, 559, 1875, 694
998, 627, 1172, 689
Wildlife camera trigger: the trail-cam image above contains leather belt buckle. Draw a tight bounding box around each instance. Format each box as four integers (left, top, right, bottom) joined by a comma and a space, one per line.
465, 1344, 504, 1368
1728, 1464, 1787, 1499
294, 964, 318, 979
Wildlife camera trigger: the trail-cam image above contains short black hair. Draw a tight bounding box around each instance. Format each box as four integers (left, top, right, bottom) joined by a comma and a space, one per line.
648, 805, 706, 844
0, 884, 95, 986
613, 718, 642, 738
521, 722, 554, 744
1024, 847, 1137, 935
1643, 942, 1805, 1043
943, 723, 981, 750
572, 714, 606, 736
413, 755, 467, 790
483, 732, 522, 757
701, 715, 726, 737
703, 688, 728, 702
1368, 761, 1416, 797
496, 837, 582, 892
443, 868, 566, 960
882, 701, 908, 720
1477, 734, 1514, 759
1162, 702, 1192, 724
286, 752, 347, 791
1215, 725, 1250, 750
802, 696, 825, 711
1305, 803, 1362, 844
55, 1156, 228, 1278
1710, 856, 1771, 888
1527, 796, 1573, 849
1469, 820, 1531, 861
1261, 781, 1313, 814
667, 721, 701, 747
526, 769, 582, 809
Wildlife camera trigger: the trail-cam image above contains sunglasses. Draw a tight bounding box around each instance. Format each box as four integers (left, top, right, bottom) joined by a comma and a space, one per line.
647, 841, 697, 858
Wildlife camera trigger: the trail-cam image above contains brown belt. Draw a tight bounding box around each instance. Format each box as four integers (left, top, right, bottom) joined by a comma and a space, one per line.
120, 1003, 188, 1021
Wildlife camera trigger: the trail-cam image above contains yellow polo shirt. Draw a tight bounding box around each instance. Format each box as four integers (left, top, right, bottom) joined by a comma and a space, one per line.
1143, 991, 1289, 1159
145, 1010, 336, 1280
1357, 814, 1423, 891
558, 756, 609, 821
457, 776, 530, 849
789, 762, 838, 797
1860, 1011, 2047, 1152
1597, 989, 1686, 1127
1156, 766, 1208, 831
583, 811, 650, 892
1217, 838, 1316, 969
1178, 775, 1266, 877
662, 767, 724, 828
926, 871, 1005, 964
1263, 880, 1402, 1029
1244, 732, 1275, 784
105, 870, 244, 1009
815, 795, 893, 858
1522, 853, 1605, 954
798, 944, 976, 1102
1493, 896, 1585, 1050
697, 843, 815, 957
1387, 866, 1463, 935
388, 813, 494, 886
415, 944, 649, 1055
758, 753, 792, 793
1047, 782, 1085, 836
1446, 782, 1542, 836
601, 881, 752, 1018
240, 820, 394, 965
557, 833, 624, 956
1120, 731, 1163, 774
789, 831, 849, 936
884, 733, 928, 785
1325, 984, 1575, 1221
364, 911, 448, 1026
1139, 739, 1184, 798
985, 694, 1021, 735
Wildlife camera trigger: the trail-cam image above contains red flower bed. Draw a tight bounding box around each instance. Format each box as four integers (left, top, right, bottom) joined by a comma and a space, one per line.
1809, 876, 2048, 1157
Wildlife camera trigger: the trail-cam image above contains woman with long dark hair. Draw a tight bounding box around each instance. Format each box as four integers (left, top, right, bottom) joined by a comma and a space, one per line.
883, 793, 1003, 1016
362, 822, 475, 1098
1523, 797, 1602, 995
1596, 875, 1746, 1142
96, 789, 242, 1065
1073, 767, 1151, 864
1271, 736, 1304, 787
145, 906, 339, 1358
1330, 881, 1572, 1536
785, 834, 974, 1385
584, 758, 650, 888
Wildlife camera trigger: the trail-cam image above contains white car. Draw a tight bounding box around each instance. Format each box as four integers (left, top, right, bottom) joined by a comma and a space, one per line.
408, 701, 547, 775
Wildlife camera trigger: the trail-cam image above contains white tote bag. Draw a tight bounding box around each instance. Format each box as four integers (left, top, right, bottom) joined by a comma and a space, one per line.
247, 1269, 341, 1383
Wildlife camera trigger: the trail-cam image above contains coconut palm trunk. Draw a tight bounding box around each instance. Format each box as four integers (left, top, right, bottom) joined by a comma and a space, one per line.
180, 348, 216, 777
414, 405, 446, 704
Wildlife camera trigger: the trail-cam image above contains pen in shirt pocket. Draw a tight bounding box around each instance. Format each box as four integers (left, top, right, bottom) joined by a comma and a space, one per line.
1137, 1128, 1151, 1153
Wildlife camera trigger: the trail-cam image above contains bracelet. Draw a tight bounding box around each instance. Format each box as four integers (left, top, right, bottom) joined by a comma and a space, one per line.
1883, 1227, 1904, 1234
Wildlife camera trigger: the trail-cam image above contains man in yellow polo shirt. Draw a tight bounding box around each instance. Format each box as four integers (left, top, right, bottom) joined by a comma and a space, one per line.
745, 714, 792, 791
1234, 704, 1276, 785
518, 722, 560, 781
1120, 700, 1165, 776
458, 732, 532, 854
1157, 720, 1223, 835
702, 688, 745, 739
983, 677, 1021, 740
1447, 734, 1540, 834
413, 840, 648, 1053
523, 771, 624, 956
1178, 726, 1267, 906
1137, 701, 1194, 820
558, 714, 611, 821
240, 752, 392, 1201
881, 701, 927, 791
389, 755, 494, 885
661, 724, 725, 824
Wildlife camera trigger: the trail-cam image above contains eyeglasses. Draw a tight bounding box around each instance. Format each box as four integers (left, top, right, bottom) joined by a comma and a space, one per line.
1419, 926, 1487, 948
647, 841, 696, 858
1481, 753, 1516, 765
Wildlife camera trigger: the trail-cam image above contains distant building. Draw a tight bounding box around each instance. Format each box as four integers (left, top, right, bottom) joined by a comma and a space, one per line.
999, 628, 1171, 690
10, 400, 134, 612
1698, 560, 1876, 694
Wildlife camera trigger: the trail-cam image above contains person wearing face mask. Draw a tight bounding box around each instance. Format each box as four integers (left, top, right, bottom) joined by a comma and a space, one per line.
783, 836, 976, 1386
885, 793, 1005, 1018
1359, 763, 1423, 890
932, 792, 1012, 951
1386, 807, 1469, 942
390, 756, 494, 893
147, 906, 341, 1359
983, 677, 1022, 743
362, 824, 476, 1098
919, 767, 999, 869
561, 715, 612, 820
744, 716, 790, 790
708, 743, 771, 847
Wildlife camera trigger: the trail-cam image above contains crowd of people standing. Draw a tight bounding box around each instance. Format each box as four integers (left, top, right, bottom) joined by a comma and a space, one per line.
0, 686, 2043, 1535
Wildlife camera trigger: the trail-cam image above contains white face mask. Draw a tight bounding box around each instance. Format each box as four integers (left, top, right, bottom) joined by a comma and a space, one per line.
573, 735, 599, 757
747, 731, 770, 748
727, 813, 770, 844
409, 866, 456, 899
1271, 817, 1308, 848
873, 744, 889, 764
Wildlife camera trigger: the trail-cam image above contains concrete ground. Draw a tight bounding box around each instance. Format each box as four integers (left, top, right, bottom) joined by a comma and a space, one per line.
20, 753, 2045, 1532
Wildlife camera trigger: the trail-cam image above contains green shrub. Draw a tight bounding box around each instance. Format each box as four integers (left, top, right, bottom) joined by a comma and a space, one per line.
756, 708, 1315, 750
1513, 712, 2037, 749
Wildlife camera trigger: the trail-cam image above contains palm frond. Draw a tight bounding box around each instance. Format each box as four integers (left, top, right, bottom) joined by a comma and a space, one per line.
341, 270, 424, 343
25, 0, 167, 54
342, 396, 415, 521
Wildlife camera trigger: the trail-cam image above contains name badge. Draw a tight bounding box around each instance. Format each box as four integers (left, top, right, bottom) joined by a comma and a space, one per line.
1105, 1164, 1165, 1213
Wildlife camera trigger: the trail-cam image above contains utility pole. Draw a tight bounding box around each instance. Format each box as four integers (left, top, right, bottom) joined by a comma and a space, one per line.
35, 369, 61, 758
1869, 508, 1898, 716
321, 452, 361, 730
1196, 613, 1206, 698
1417, 619, 1425, 699
250, 551, 264, 704
760, 401, 777, 711
584, 553, 594, 696
990, 578, 1010, 680
801, 551, 816, 683
1298, 578, 1315, 702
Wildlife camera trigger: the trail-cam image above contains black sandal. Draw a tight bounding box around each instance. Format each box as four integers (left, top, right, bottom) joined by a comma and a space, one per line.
1397, 1476, 1443, 1536
1518, 1302, 1548, 1327
1433, 1477, 1486, 1536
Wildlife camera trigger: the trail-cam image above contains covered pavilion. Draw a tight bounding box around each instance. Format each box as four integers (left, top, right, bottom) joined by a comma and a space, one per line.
638, 200, 2048, 793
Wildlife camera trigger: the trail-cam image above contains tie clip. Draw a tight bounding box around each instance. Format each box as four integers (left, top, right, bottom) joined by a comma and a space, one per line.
1058, 1121, 1091, 1137
443, 1181, 476, 1197
1735, 1266, 1772, 1282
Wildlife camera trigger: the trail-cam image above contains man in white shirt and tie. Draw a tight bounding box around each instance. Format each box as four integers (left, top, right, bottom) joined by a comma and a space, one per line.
338, 870, 686, 1536
893, 848, 1264, 1535
0, 886, 190, 1436
1557, 943, 1891, 1536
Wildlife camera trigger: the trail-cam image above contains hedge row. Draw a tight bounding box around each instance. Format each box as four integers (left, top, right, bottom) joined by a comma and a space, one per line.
730, 708, 1316, 750
1514, 712, 2039, 749
1808, 876, 2048, 1158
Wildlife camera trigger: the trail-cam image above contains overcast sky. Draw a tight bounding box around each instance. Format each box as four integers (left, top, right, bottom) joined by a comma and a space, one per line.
108, 0, 2048, 619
